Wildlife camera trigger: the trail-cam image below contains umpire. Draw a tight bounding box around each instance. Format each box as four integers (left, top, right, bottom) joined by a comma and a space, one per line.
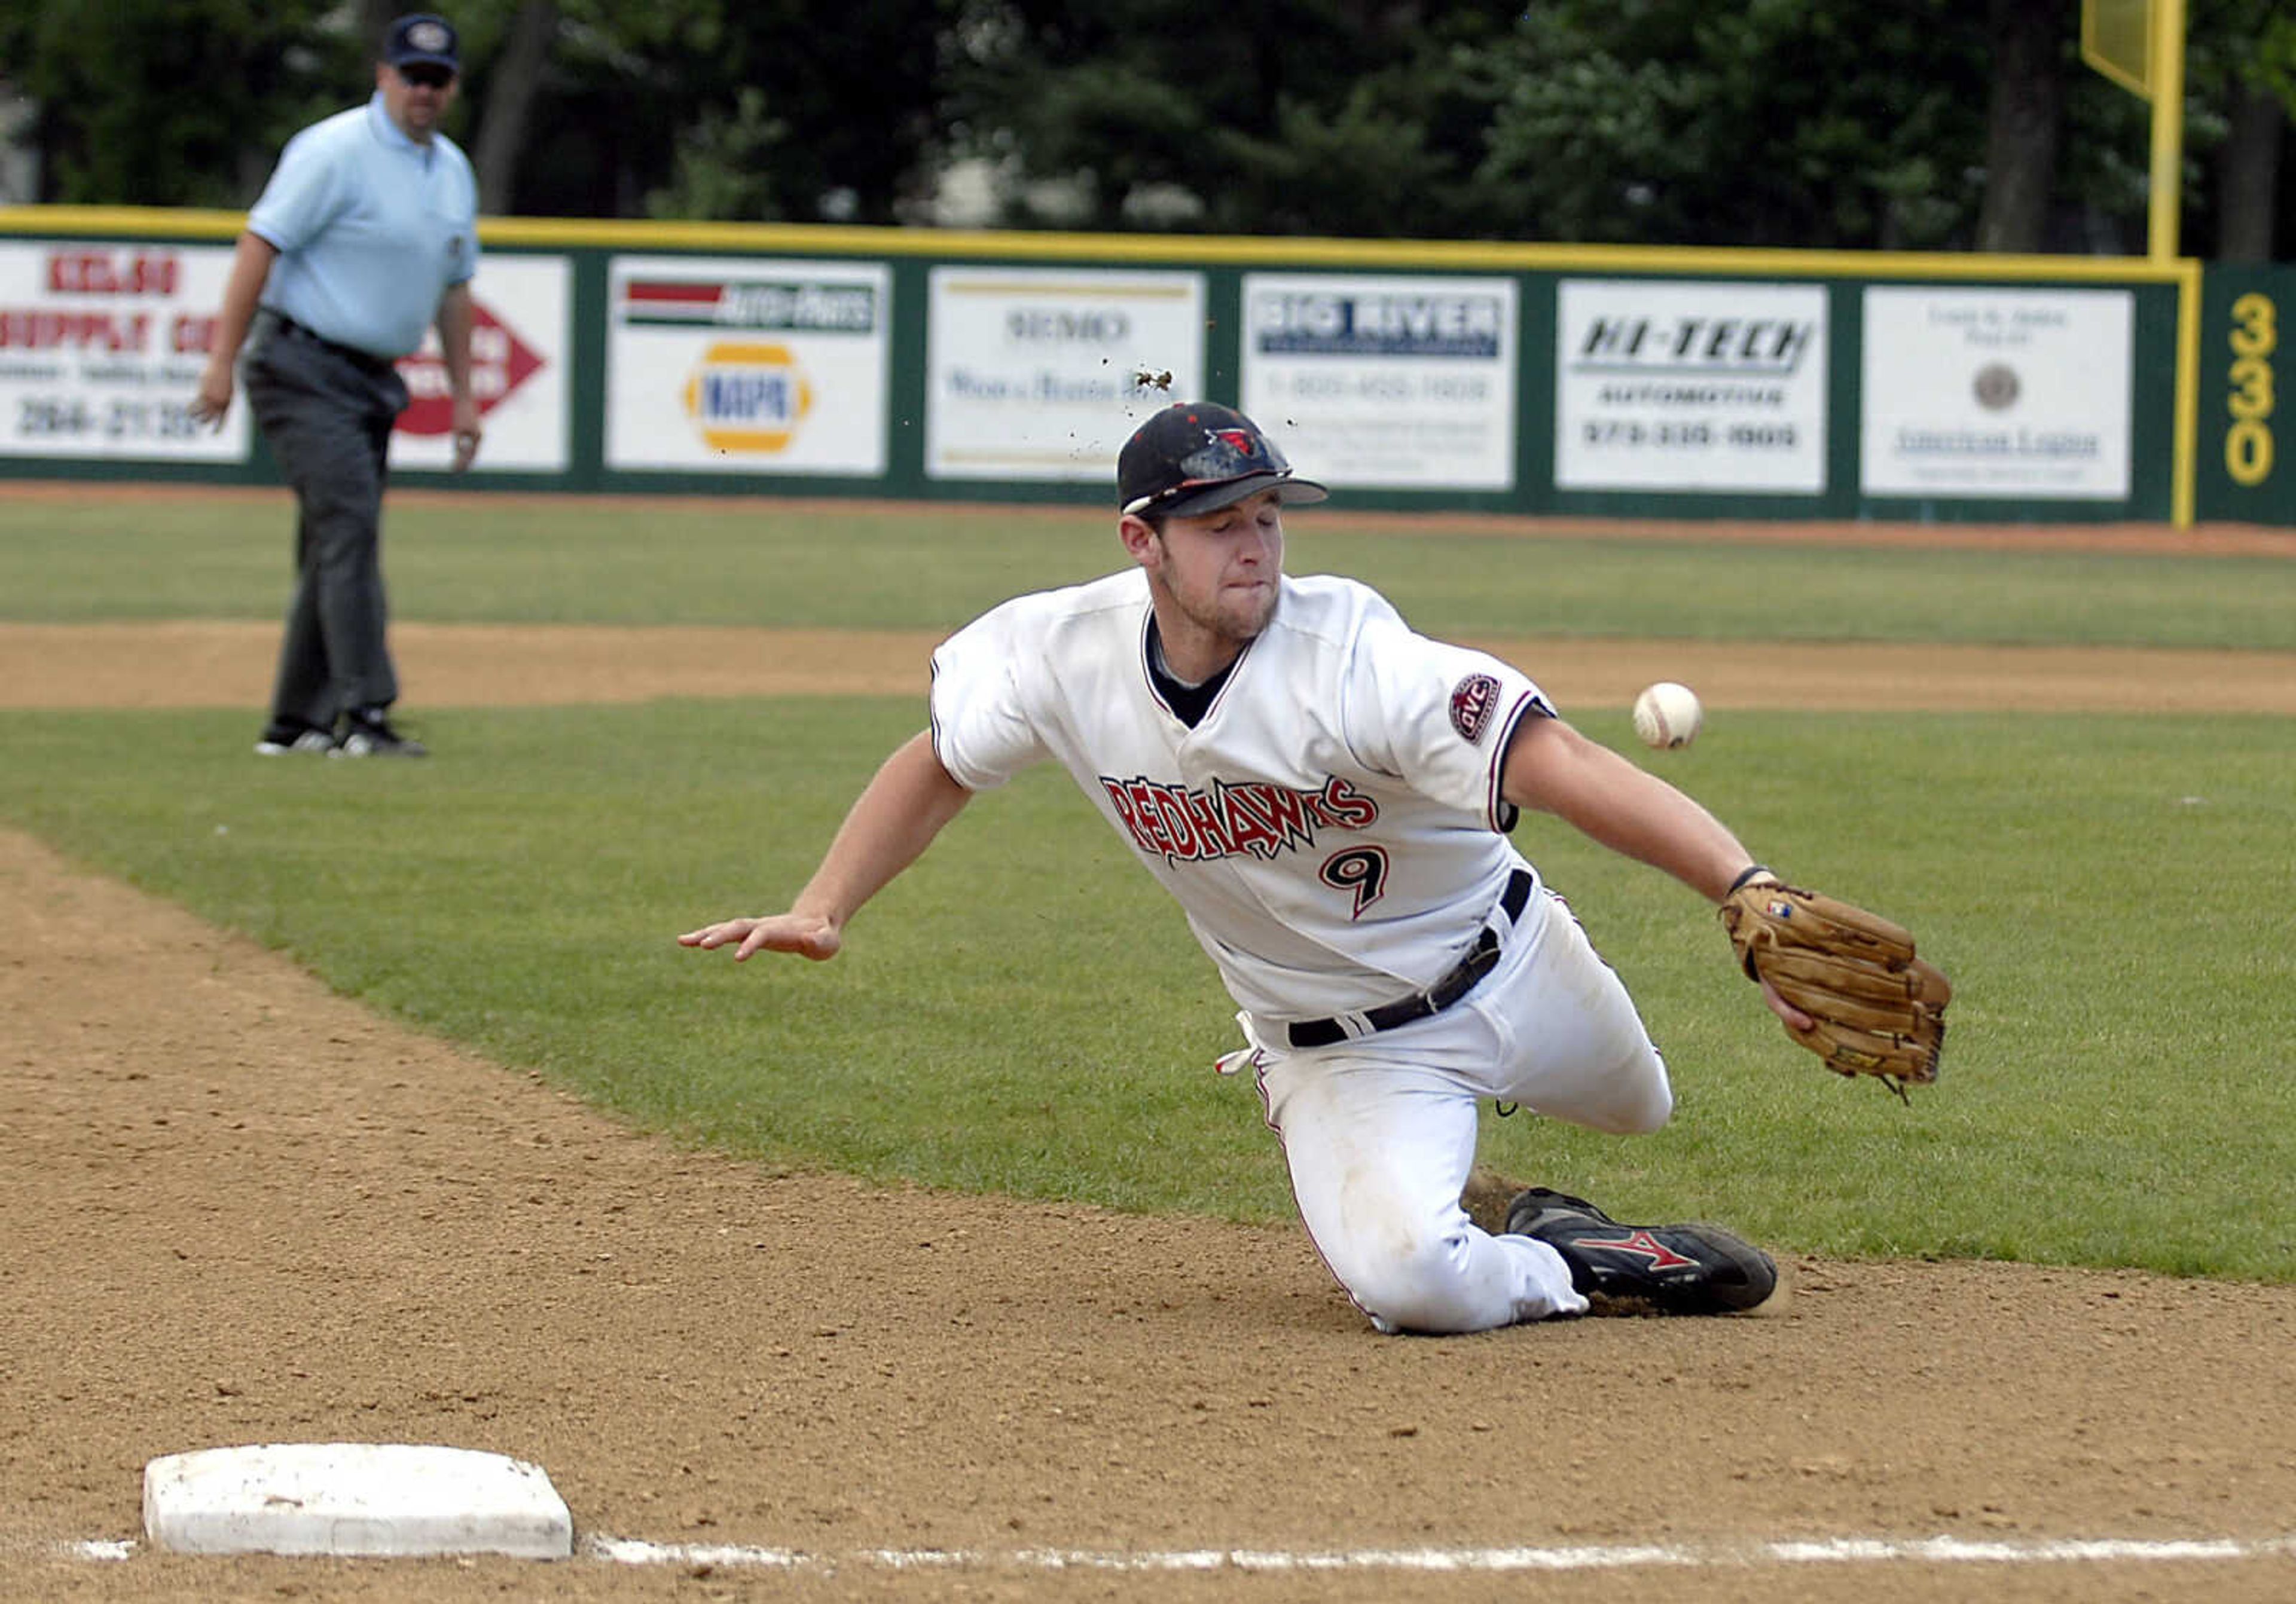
192, 13, 483, 758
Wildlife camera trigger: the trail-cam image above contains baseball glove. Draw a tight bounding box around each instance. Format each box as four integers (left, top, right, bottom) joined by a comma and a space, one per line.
1718, 879, 1950, 1092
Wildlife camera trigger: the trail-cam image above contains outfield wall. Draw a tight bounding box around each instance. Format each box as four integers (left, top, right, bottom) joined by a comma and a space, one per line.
1, 205, 2286, 527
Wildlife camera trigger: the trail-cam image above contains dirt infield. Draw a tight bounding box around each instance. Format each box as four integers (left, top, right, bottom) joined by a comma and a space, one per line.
9, 619, 2296, 715
4, 620, 2295, 1602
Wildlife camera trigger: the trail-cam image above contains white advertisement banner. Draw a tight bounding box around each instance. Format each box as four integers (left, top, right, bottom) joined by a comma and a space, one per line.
606, 256, 890, 475
1555, 279, 1827, 493
926, 267, 1205, 481
1239, 273, 1516, 491
390, 253, 570, 473
0, 240, 244, 460
0, 240, 570, 472
1860, 286, 2132, 499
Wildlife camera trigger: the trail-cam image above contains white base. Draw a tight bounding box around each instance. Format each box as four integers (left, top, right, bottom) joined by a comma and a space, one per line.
142, 1443, 572, 1559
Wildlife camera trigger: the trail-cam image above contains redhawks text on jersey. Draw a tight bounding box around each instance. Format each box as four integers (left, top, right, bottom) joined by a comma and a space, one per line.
1098, 774, 1379, 864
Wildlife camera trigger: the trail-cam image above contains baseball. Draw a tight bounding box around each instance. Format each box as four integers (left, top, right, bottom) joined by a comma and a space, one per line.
1632, 681, 1702, 749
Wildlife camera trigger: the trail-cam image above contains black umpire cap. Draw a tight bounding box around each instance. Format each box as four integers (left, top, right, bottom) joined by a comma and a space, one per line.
385, 14, 460, 71
1118, 402, 1329, 520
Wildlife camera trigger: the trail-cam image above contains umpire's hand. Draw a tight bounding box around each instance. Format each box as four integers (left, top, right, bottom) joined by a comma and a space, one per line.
450, 395, 484, 472
190, 354, 234, 428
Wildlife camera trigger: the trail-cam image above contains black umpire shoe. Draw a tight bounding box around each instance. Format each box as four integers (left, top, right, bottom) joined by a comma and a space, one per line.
334, 706, 428, 758
255, 718, 337, 756
1504, 1187, 1776, 1315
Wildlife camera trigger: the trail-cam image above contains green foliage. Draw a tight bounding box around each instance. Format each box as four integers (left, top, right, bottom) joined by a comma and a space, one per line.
3, 0, 2285, 249
1471, 0, 1993, 248
2208, 0, 2296, 112
529, 0, 950, 223
942, 0, 1508, 236
643, 87, 787, 222
1, 0, 360, 207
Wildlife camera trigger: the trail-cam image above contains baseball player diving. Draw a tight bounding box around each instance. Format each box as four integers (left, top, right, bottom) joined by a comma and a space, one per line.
682, 401, 1947, 1335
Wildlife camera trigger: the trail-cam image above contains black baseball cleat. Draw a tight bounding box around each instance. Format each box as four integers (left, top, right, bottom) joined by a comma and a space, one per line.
333, 707, 427, 757
1504, 1187, 1776, 1315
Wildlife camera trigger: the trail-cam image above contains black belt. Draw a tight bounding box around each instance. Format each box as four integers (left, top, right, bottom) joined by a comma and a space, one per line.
267, 312, 396, 377
1284, 867, 1534, 1050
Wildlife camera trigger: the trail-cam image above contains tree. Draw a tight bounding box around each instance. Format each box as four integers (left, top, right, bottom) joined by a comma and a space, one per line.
939, 0, 2289, 255
2, 0, 2288, 253
938, 0, 1507, 236
2215, 78, 2285, 260
453, 1, 948, 222
1976, 0, 2063, 252
2190, 0, 2295, 260
465, 0, 558, 212
1468, 1, 1996, 248
0, 0, 354, 207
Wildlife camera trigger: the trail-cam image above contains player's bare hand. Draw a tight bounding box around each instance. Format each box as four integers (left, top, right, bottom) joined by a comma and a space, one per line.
189, 360, 234, 429
678, 913, 842, 963
1760, 975, 1815, 1032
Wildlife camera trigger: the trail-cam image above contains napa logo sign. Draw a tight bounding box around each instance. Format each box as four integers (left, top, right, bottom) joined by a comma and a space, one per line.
683, 341, 814, 454
604, 255, 891, 476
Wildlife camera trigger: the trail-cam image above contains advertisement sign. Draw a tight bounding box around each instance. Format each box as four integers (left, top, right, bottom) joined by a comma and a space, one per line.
0, 241, 569, 472
925, 267, 1205, 481
390, 253, 570, 473
0, 241, 244, 460
606, 256, 891, 475
1554, 279, 1828, 493
1239, 273, 1516, 490
1860, 286, 2132, 499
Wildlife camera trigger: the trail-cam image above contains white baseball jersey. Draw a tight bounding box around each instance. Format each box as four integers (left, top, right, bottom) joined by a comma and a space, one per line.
929, 569, 1555, 1023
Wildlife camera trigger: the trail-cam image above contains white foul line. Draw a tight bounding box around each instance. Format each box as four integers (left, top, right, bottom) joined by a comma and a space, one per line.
588, 1533, 2296, 1574
39, 1532, 2296, 1573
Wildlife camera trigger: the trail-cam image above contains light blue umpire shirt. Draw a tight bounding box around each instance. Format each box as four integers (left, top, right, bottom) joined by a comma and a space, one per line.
248, 91, 480, 362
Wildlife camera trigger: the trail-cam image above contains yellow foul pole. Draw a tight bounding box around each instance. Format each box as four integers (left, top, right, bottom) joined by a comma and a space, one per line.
2147, 0, 2186, 261
2147, 0, 2196, 525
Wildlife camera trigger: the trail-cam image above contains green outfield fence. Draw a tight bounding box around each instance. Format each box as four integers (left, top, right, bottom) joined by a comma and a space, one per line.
1, 204, 2289, 526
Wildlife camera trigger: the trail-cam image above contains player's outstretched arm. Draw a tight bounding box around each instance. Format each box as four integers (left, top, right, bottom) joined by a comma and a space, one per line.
1501, 716, 1812, 1029
1500, 714, 1755, 899
679, 730, 972, 963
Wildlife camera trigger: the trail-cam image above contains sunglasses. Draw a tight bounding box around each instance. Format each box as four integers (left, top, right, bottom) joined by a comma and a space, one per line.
398, 63, 454, 89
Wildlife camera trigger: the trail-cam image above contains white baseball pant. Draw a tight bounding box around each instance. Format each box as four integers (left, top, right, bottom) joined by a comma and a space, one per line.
1248, 884, 1675, 1334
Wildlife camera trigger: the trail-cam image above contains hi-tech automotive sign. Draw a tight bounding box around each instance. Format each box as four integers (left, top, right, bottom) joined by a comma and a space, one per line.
606, 256, 890, 475
1554, 279, 1828, 494
1239, 273, 1517, 491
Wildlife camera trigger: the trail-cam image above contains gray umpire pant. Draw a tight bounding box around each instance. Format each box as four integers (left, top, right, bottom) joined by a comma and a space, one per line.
240, 311, 410, 729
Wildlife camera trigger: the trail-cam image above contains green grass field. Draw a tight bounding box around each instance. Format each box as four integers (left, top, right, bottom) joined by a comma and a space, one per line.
7, 491, 2296, 646
2, 492, 2291, 1281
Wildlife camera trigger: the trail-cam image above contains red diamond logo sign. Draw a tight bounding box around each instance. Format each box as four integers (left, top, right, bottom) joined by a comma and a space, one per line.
394, 301, 542, 436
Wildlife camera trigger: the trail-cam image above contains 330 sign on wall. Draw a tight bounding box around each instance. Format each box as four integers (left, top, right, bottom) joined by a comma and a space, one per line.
2225, 291, 2274, 488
